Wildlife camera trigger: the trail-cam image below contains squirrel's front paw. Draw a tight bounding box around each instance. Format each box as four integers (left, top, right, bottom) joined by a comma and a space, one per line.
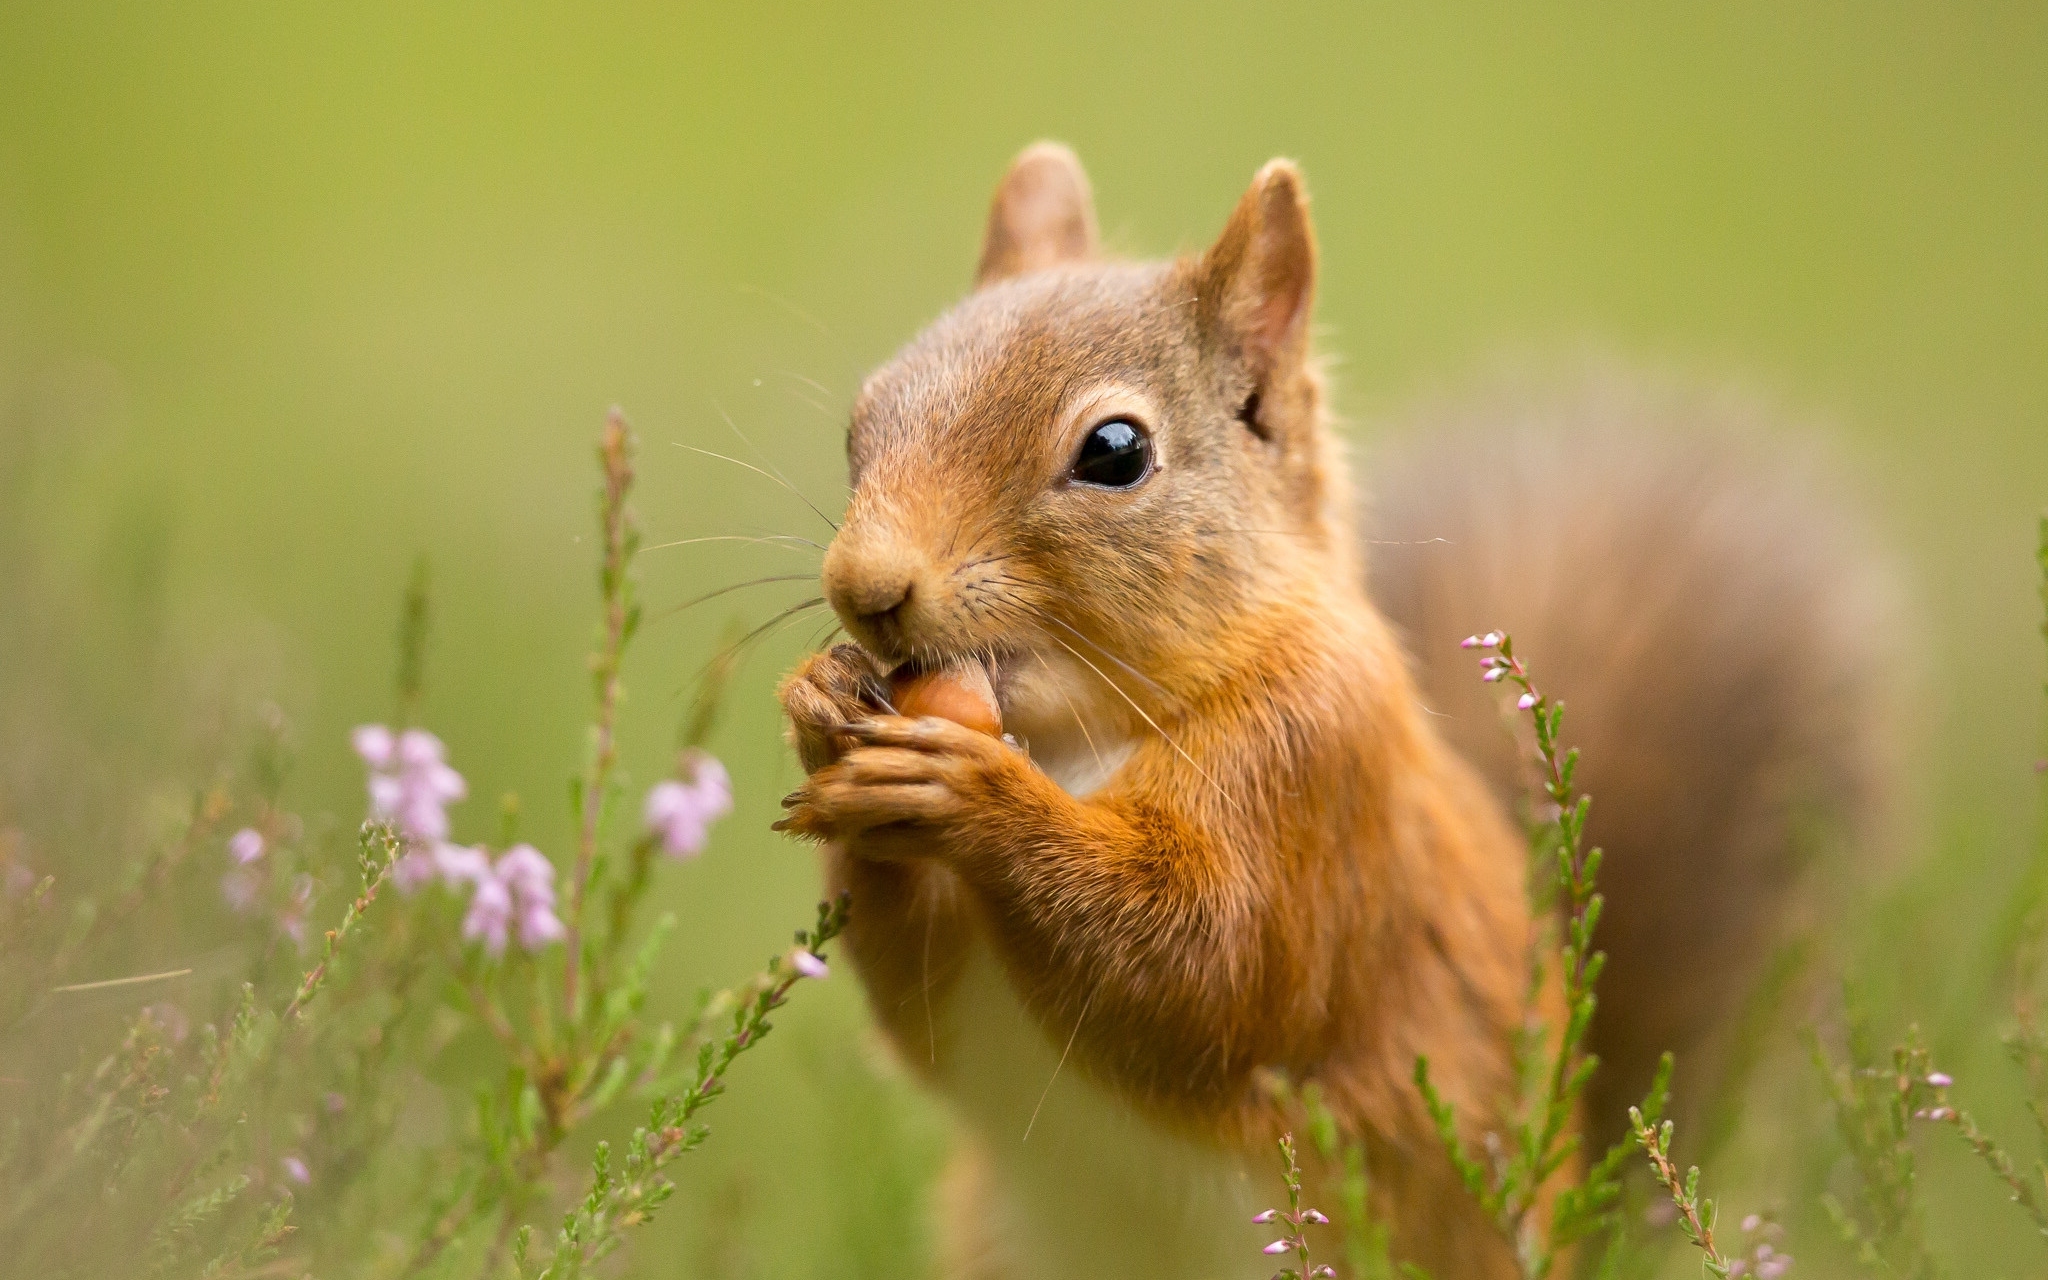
773, 714, 1049, 848
777, 643, 892, 774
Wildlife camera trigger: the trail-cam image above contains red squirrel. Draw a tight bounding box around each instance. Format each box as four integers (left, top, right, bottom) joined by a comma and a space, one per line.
776, 143, 1893, 1278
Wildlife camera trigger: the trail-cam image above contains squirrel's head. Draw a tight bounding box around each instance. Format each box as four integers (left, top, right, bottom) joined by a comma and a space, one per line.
823, 144, 1357, 713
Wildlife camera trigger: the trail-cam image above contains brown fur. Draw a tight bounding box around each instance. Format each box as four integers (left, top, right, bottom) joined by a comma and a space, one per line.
1365, 375, 1902, 1141
775, 147, 1891, 1278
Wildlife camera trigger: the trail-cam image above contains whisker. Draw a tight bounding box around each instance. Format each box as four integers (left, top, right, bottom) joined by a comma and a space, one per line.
1035, 649, 1104, 776
740, 525, 830, 553
781, 386, 832, 418
1041, 615, 1171, 700
656, 574, 819, 621
638, 533, 823, 557
1023, 985, 1095, 1143
802, 617, 844, 653
688, 597, 829, 687
1043, 632, 1240, 814
734, 284, 866, 383
778, 370, 838, 401
674, 441, 840, 533
711, 401, 846, 533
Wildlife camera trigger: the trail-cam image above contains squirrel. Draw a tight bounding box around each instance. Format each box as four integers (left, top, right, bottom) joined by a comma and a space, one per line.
775, 143, 1895, 1279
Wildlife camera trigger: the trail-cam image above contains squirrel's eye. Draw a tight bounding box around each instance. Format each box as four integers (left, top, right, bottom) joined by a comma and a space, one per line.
1070, 418, 1153, 489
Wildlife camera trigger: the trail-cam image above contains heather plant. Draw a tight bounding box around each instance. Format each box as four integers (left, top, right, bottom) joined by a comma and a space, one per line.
1257, 1132, 1340, 1280
0, 408, 846, 1279
1406, 630, 1658, 1279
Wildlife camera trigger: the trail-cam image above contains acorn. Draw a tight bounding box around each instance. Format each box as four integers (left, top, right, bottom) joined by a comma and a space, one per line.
889, 660, 1002, 737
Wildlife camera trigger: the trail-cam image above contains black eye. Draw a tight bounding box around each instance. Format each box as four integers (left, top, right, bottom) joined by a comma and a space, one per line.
1070, 418, 1153, 489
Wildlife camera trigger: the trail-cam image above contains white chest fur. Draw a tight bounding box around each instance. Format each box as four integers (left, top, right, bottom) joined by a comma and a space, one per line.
936, 939, 1273, 1280
921, 666, 1278, 1279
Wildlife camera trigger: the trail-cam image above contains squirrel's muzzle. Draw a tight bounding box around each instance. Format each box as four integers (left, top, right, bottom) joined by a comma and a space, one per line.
821, 526, 927, 663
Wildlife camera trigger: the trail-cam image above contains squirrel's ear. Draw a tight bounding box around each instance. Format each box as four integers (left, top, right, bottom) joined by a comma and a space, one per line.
1197, 160, 1316, 375
975, 142, 1098, 288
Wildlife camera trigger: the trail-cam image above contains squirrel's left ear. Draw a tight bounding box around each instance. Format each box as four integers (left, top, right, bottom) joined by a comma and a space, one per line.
1197, 160, 1316, 376
976, 142, 1098, 287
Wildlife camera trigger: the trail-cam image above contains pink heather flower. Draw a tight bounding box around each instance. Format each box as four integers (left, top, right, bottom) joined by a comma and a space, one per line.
1460, 635, 1482, 649
1926, 1071, 1952, 1088
791, 949, 828, 979
1311, 1268, 1336, 1279
391, 848, 439, 892
1301, 1210, 1329, 1225
228, 827, 266, 864
1742, 1214, 1763, 1232
1516, 692, 1537, 710
1482, 666, 1508, 682
462, 872, 513, 955
643, 753, 734, 860
462, 845, 564, 955
351, 724, 394, 769
1263, 1240, 1291, 1255
354, 724, 470, 891
1252, 1209, 1278, 1224
280, 1155, 311, 1185
434, 843, 493, 885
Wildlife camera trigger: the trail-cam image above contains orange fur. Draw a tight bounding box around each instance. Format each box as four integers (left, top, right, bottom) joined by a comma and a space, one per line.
774, 145, 1891, 1278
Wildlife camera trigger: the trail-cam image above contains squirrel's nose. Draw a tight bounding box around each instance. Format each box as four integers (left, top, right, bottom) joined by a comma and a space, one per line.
843, 576, 911, 624
822, 534, 923, 658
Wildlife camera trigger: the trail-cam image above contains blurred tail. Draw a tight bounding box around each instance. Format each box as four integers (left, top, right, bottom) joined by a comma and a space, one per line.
1363, 369, 1905, 1142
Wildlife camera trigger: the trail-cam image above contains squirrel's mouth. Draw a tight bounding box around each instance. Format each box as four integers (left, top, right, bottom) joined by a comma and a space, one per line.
883, 650, 1013, 701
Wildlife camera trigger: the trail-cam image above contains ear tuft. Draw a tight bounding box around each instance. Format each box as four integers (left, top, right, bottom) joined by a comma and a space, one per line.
1197, 159, 1317, 374
975, 142, 1099, 287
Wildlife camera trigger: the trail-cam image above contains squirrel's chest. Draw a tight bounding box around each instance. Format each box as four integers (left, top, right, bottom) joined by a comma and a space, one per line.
931, 938, 1274, 1280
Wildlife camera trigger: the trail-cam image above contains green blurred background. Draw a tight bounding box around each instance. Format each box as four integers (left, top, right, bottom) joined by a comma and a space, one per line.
2, 2, 2044, 1275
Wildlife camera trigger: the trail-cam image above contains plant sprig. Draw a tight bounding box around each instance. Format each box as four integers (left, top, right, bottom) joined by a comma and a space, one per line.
1413, 631, 1619, 1278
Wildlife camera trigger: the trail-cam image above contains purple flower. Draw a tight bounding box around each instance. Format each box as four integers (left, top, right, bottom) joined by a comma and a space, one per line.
435, 843, 493, 885
1742, 1214, 1763, 1233
643, 752, 733, 859
462, 872, 514, 956
228, 827, 266, 864
280, 1155, 311, 1185
1516, 692, 1537, 710
1925, 1071, 1952, 1088
1263, 1241, 1291, 1255
462, 844, 564, 956
790, 949, 828, 979
354, 724, 470, 891
352, 724, 394, 768
1252, 1209, 1278, 1224
1301, 1210, 1329, 1225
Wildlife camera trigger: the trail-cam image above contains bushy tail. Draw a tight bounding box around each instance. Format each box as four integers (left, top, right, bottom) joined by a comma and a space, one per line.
1363, 369, 1904, 1142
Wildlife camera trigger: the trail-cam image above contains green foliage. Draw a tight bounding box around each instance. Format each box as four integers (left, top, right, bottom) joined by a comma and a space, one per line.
0, 413, 846, 1279
1414, 634, 1641, 1279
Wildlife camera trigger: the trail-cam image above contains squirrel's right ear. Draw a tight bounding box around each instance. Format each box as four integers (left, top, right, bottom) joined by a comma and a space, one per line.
975, 142, 1098, 288
1196, 160, 1316, 377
